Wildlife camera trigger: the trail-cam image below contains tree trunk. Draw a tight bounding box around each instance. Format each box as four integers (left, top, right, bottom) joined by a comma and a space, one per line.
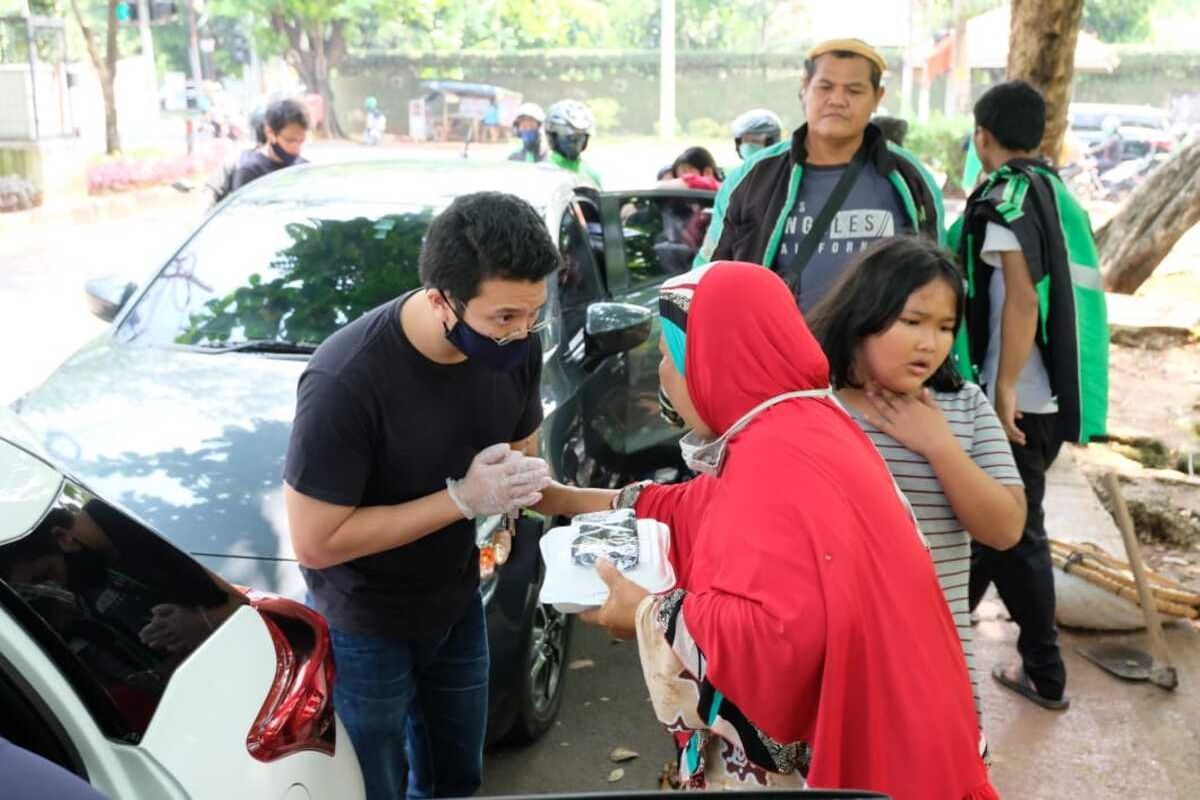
1007, 0, 1083, 165
70, 0, 121, 154
1097, 139, 1200, 294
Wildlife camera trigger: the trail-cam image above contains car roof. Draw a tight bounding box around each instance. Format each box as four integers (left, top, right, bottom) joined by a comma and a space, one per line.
227, 158, 586, 211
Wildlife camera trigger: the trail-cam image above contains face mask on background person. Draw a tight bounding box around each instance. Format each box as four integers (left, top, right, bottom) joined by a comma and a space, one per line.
738, 142, 764, 160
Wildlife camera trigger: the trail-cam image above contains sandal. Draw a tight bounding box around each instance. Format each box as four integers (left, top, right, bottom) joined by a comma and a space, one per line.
991, 663, 1070, 711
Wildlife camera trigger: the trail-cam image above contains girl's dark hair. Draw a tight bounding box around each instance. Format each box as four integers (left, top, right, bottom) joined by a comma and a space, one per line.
808, 236, 965, 393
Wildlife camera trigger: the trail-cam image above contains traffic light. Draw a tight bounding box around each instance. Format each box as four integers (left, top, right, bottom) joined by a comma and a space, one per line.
115, 1, 137, 22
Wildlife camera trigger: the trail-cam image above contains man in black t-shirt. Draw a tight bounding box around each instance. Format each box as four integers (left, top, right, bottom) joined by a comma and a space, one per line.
284, 192, 617, 799
230, 98, 310, 192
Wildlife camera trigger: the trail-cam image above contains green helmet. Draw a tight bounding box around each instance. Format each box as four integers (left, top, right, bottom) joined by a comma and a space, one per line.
365, 96, 378, 111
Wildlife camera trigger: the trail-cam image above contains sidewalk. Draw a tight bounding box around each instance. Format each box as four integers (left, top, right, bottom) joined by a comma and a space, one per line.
0, 183, 205, 238
979, 447, 1200, 799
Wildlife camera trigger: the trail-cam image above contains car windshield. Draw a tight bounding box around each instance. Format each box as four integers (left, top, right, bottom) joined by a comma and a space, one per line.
116, 199, 434, 349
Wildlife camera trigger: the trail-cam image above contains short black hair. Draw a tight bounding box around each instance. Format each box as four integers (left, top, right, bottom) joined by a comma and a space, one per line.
804, 51, 882, 91
974, 80, 1045, 151
808, 236, 965, 393
419, 191, 560, 303
264, 98, 310, 134
672, 146, 720, 177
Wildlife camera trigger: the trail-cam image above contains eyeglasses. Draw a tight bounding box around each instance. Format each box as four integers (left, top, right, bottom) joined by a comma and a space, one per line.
442, 291, 550, 346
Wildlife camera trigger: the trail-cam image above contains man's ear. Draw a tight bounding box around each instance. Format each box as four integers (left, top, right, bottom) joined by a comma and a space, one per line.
874, 86, 887, 112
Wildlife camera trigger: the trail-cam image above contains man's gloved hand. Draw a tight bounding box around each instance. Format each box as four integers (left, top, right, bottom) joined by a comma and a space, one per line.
446, 443, 551, 519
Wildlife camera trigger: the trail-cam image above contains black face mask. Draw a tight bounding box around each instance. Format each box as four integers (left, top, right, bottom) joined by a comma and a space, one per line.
271, 141, 299, 166
442, 295, 532, 372
64, 548, 109, 591
554, 133, 588, 162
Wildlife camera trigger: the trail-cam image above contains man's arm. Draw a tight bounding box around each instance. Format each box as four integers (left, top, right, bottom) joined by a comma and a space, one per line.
286, 484, 465, 570
995, 248, 1040, 445
511, 432, 617, 517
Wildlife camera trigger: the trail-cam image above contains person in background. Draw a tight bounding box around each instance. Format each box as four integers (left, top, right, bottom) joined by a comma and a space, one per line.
952, 80, 1109, 712
1088, 114, 1124, 173
659, 146, 723, 191
730, 107, 783, 161
482, 98, 501, 143
696, 38, 944, 315
508, 102, 547, 163
230, 97, 309, 191
580, 262, 998, 799
872, 114, 909, 147
205, 105, 268, 207
364, 96, 387, 146
808, 236, 1026, 752
545, 99, 603, 188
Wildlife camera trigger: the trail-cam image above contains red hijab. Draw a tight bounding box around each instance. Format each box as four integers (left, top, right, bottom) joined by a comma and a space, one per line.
643, 263, 995, 799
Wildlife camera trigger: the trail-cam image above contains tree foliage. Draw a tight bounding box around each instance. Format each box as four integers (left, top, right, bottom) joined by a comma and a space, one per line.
1081, 0, 1152, 43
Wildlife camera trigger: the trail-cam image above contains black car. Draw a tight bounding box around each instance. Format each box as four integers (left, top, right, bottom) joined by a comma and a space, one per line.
13, 159, 715, 743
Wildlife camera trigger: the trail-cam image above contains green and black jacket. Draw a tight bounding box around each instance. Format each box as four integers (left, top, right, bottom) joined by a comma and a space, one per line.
695, 122, 946, 268
949, 158, 1108, 444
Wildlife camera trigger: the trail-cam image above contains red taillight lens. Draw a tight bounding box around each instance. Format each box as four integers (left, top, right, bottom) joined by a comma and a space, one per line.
244, 593, 337, 762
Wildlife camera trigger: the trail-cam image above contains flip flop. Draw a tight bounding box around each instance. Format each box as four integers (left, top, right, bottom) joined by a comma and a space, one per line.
991, 663, 1070, 711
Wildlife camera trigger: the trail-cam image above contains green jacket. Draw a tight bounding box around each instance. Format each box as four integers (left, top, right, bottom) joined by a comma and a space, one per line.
549, 150, 603, 189
949, 159, 1108, 444
696, 123, 946, 269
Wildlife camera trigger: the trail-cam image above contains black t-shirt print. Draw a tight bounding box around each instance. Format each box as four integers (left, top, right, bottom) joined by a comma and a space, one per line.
284, 292, 543, 638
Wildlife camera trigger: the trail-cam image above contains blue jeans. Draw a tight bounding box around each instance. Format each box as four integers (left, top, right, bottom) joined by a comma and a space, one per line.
329, 595, 489, 800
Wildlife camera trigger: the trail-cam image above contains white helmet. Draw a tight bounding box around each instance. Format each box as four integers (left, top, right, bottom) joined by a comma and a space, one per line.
545, 99, 596, 137
513, 102, 546, 129
731, 108, 783, 142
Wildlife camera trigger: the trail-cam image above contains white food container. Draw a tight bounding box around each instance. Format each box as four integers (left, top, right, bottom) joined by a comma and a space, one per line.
538, 518, 675, 613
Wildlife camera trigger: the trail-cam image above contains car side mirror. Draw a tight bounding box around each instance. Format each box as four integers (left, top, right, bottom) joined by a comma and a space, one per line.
85, 275, 137, 323
584, 302, 652, 359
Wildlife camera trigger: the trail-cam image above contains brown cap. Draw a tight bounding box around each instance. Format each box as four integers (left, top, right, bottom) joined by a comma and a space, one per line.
806, 38, 888, 77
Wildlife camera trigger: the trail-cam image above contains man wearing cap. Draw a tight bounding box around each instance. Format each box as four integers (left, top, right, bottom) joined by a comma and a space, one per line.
696, 38, 944, 314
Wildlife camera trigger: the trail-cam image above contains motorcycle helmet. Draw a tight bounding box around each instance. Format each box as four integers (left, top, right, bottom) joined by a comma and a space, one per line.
731, 108, 783, 159
546, 99, 596, 161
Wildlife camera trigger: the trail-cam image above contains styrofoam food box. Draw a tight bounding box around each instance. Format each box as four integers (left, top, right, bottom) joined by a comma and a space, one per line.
539, 518, 675, 613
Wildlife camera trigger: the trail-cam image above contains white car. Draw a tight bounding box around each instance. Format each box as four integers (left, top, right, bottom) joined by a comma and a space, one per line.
0, 410, 364, 799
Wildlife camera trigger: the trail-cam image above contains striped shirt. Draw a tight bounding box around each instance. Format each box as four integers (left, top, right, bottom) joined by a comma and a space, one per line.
845, 383, 1022, 724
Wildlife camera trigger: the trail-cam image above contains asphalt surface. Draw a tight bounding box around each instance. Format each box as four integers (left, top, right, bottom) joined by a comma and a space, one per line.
482, 621, 675, 794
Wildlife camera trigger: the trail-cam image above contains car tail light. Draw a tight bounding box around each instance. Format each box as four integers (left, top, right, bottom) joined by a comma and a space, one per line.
1157, 140, 1173, 152
244, 593, 337, 761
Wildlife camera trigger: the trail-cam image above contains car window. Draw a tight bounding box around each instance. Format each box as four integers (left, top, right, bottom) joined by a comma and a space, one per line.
616, 194, 714, 288
0, 478, 245, 743
116, 201, 434, 349
558, 203, 604, 309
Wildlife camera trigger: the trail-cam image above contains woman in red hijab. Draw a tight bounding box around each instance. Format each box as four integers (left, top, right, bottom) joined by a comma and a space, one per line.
581, 262, 997, 798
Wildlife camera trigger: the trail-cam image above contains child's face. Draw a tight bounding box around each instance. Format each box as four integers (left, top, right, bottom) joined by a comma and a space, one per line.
858, 279, 958, 396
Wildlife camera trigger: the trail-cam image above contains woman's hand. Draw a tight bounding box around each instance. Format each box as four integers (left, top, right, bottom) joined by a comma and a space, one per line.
579, 559, 650, 640
862, 385, 958, 460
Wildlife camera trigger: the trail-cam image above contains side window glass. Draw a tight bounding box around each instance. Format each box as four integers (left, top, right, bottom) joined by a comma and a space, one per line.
618, 194, 714, 287
557, 204, 603, 309
0, 480, 244, 742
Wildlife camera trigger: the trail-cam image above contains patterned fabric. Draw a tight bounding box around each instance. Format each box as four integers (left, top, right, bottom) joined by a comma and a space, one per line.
657, 263, 718, 376
635, 595, 809, 789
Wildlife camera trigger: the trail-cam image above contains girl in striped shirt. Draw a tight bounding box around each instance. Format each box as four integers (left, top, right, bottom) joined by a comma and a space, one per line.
809, 236, 1026, 739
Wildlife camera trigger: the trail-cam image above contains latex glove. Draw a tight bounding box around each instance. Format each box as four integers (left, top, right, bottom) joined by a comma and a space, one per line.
446, 443, 551, 519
